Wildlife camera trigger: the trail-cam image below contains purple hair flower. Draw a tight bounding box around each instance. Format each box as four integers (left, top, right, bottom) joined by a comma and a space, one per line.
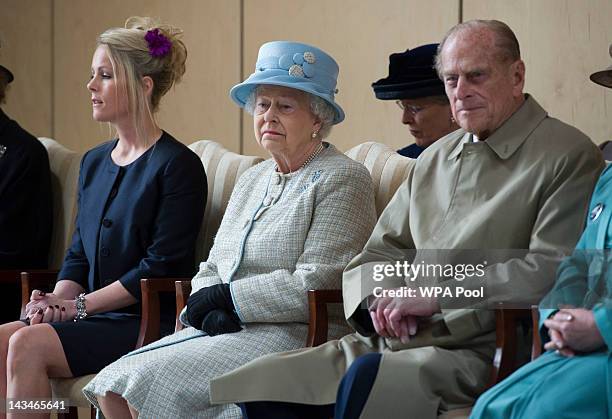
145, 28, 172, 57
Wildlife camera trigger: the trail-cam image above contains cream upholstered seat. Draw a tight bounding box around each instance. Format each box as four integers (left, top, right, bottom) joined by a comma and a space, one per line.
345, 141, 415, 213
189, 140, 264, 262
38, 138, 82, 269
344, 141, 415, 214
49, 140, 263, 417
0, 139, 81, 323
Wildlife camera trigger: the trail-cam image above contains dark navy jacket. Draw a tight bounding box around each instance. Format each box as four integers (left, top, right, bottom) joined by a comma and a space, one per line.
58, 132, 206, 313
0, 108, 52, 268
397, 143, 425, 158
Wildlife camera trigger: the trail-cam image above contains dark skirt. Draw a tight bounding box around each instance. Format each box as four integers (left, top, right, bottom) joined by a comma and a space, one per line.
50, 312, 173, 377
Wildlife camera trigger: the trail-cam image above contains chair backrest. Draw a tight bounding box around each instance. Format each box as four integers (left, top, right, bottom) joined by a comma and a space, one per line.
38, 138, 82, 269
189, 140, 264, 263
345, 141, 415, 216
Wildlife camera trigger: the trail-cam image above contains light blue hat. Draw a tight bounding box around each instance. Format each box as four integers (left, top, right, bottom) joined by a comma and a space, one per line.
230, 41, 345, 124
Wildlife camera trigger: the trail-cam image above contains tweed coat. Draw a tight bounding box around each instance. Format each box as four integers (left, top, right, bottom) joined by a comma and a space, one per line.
83, 143, 377, 418
471, 164, 612, 418
209, 96, 605, 418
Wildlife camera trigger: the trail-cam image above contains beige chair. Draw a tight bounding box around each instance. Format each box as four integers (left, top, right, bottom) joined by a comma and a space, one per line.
19, 140, 262, 418
17, 138, 82, 317
40, 138, 82, 270
189, 140, 264, 263
15, 137, 81, 303
0, 138, 81, 322
305, 141, 416, 346
344, 141, 415, 216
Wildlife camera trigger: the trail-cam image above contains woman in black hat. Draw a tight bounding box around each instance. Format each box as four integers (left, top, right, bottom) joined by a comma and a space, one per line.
372, 44, 459, 158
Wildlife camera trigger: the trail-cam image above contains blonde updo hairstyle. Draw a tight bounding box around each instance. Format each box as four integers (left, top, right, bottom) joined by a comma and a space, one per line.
97, 16, 187, 145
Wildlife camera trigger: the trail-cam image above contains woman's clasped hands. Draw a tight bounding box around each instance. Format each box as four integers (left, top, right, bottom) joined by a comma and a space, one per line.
24, 289, 76, 324
543, 307, 605, 357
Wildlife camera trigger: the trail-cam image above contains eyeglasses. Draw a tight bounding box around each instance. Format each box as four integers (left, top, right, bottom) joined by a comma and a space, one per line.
395, 100, 425, 116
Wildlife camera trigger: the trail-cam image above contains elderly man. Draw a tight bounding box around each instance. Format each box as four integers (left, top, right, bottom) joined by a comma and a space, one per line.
209, 20, 604, 418
468, 41, 612, 419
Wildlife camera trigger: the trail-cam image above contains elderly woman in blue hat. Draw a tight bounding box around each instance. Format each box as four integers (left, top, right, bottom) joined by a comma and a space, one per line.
372, 44, 459, 158
83, 41, 377, 418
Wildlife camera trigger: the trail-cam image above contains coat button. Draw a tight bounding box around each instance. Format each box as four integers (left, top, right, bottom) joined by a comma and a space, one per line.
100, 247, 110, 257
102, 219, 113, 228
273, 174, 281, 185
264, 197, 272, 206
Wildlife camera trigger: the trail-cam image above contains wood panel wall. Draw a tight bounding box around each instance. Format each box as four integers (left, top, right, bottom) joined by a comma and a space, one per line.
1, 0, 611, 154
241, 0, 458, 156
1, 0, 241, 153
464, 0, 612, 144
0, 0, 53, 138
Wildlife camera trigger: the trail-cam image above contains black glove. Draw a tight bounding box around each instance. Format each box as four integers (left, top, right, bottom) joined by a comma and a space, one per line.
186, 283, 234, 328
201, 308, 242, 336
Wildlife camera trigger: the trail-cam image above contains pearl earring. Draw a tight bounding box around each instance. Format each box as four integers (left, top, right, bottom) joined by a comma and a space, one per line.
312, 131, 318, 139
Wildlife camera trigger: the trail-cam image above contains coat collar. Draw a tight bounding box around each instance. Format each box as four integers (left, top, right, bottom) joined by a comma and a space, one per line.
447, 94, 547, 161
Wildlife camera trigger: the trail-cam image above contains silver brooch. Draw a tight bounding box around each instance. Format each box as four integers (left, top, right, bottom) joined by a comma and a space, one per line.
280, 51, 316, 78
590, 203, 604, 221
288, 64, 305, 77
303, 51, 316, 64
0, 144, 6, 158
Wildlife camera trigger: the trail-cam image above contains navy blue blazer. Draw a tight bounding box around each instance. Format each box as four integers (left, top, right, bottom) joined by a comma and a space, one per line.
0, 108, 52, 268
397, 143, 425, 158
58, 132, 206, 313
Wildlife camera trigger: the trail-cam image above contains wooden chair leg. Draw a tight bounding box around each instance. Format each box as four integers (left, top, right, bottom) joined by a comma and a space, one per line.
531, 306, 542, 360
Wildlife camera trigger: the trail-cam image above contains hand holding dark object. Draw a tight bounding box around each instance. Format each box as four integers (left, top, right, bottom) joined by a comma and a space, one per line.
186, 284, 234, 327
200, 309, 242, 336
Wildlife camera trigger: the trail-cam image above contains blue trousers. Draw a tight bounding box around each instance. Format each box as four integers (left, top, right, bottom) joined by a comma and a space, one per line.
240, 353, 382, 419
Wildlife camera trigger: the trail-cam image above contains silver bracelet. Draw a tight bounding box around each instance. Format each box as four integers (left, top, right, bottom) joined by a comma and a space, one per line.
73, 293, 87, 322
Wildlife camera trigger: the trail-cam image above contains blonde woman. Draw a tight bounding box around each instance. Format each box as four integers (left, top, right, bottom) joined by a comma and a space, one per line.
0, 17, 206, 418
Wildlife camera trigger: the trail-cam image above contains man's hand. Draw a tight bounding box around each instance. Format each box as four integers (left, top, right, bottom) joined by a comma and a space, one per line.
369, 293, 440, 343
